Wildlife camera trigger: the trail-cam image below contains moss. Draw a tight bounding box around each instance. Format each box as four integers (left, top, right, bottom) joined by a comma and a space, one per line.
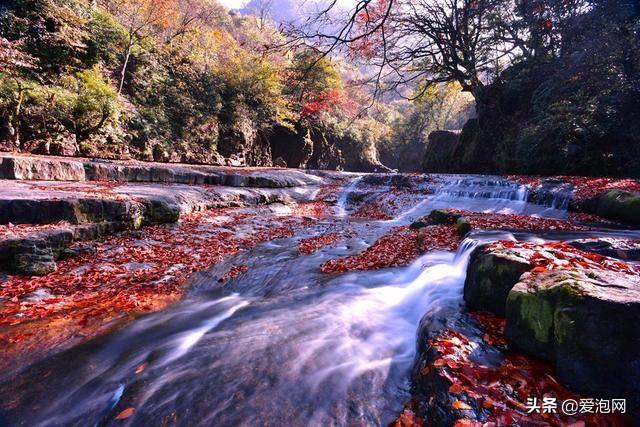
516, 290, 556, 346
597, 190, 640, 224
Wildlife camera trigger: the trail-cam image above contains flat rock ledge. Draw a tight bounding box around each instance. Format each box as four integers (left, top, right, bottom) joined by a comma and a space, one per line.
0, 154, 321, 188
506, 269, 640, 403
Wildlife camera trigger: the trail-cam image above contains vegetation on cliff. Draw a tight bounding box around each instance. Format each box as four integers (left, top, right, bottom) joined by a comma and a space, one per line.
0, 0, 395, 170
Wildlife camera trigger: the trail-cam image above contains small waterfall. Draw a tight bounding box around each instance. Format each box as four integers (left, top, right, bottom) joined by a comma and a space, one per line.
433, 175, 530, 202
335, 175, 363, 217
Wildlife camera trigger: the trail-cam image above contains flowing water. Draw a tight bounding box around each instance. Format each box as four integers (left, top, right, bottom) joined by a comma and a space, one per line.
0, 174, 634, 427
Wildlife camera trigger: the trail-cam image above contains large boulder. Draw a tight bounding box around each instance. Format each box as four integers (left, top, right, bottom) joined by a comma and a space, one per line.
597, 190, 640, 224
464, 244, 533, 316
506, 269, 640, 403
422, 130, 462, 173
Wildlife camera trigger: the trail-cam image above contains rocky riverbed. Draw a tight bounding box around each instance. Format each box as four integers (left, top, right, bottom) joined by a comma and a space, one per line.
0, 154, 639, 426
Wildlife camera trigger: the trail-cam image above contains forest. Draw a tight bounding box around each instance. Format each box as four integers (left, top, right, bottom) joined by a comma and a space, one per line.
1, 0, 639, 176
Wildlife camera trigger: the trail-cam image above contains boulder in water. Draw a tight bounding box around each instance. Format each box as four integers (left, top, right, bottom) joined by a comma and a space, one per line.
597, 190, 640, 224
464, 244, 533, 316
506, 268, 640, 405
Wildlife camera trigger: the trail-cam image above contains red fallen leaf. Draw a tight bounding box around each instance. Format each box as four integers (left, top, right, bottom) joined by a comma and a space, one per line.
392, 408, 424, 427
452, 400, 473, 410
453, 419, 482, 427
449, 383, 464, 394
115, 407, 135, 420
482, 398, 494, 409
135, 362, 148, 374
531, 266, 547, 273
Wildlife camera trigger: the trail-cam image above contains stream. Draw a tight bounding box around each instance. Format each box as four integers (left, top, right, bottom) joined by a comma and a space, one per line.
0, 174, 636, 426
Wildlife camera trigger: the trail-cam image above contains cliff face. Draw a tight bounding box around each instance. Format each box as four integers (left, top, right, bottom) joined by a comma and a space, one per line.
422, 3, 640, 177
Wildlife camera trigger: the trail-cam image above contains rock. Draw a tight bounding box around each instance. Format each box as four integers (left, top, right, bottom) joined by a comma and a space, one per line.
456, 217, 472, 236
430, 209, 464, 225
463, 244, 532, 316
410, 210, 465, 230
13, 240, 59, 276
568, 237, 640, 261
0, 156, 86, 181
505, 269, 640, 404
422, 130, 462, 173
273, 157, 288, 168
597, 190, 640, 224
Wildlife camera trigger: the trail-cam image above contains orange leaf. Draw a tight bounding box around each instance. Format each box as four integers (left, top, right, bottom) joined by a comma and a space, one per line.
482, 398, 494, 409
452, 400, 472, 410
449, 383, 464, 394
135, 362, 148, 374
115, 407, 135, 420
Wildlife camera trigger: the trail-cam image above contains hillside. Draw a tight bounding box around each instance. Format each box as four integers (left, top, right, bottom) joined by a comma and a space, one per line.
0, 0, 394, 171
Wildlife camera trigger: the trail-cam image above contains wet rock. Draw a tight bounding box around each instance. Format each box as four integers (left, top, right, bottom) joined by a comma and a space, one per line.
410, 210, 463, 230
597, 190, 640, 224
526, 179, 574, 210
456, 217, 472, 236
464, 244, 532, 316
506, 269, 640, 405
568, 237, 640, 261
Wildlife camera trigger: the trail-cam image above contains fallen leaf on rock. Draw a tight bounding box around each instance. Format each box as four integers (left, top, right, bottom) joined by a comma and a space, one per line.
452, 400, 472, 410
115, 407, 135, 420
135, 362, 148, 374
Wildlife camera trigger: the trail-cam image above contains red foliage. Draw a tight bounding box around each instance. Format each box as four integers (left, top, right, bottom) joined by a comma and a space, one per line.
415, 224, 460, 252
321, 227, 418, 273
0, 221, 72, 239
218, 265, 248, 283
488, 240, 640, 276
446, 209, 592, 232
299, 233, 341, 254
0, 207, 314, 332
392, 408, 424, 427
301, 89, 346, 118
424, 318, 629, 427
352, 202, 393, 220
350, 0, 392, 59
26, 181, 129, 201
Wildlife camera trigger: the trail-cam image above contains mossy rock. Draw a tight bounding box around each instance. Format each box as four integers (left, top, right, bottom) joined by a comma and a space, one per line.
597, 190, 640, 224
506, 269, 640, 403
456, 217, 472, 237
463, 245, 532, 316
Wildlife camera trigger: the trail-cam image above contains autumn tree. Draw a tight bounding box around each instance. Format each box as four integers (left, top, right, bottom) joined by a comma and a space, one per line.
295, 0, 595, 99
100, 0, 179, 94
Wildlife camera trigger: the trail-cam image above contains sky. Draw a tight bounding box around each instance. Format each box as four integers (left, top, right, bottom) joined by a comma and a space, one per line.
218, 0, 249, 8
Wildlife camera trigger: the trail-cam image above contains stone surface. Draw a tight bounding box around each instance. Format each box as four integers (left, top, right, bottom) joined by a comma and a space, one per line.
569, 237, 640, 261
0, 156, 86, 181
506, 269, 640, 404
597, 190, 640, 224
410, 209, 463, 230
464, 244, 532, 316
0, 154, 322, 188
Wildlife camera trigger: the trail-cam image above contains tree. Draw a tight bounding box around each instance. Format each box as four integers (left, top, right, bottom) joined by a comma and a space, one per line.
285, 49, 345, 120
294, 0, 594, 100
100, 0, 179, 94
0, 36, 36, 148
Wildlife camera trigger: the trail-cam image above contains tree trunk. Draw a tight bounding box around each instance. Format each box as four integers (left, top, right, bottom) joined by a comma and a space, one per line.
118, 41, 133, 95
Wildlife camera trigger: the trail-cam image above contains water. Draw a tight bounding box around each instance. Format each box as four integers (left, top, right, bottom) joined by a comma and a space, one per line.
0, 174, 623, 426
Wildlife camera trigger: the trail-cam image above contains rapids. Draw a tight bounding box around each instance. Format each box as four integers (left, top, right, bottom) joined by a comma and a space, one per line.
1, 174, 637, 426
